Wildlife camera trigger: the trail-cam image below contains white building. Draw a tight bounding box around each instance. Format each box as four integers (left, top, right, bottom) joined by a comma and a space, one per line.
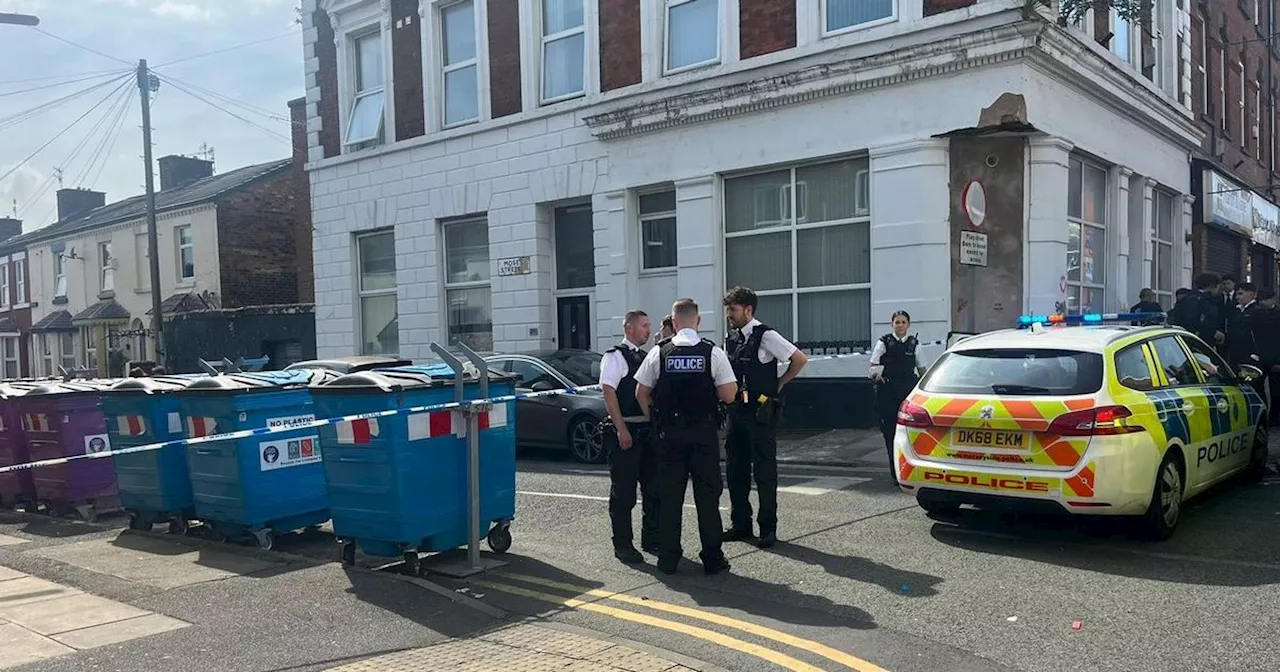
302, 0, 1200, 375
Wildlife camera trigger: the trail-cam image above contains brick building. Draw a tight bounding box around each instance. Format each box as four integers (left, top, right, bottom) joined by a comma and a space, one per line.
13, 98, 316, 377
0, 217, 33, 378
300, 0, 1201, 393
1187, 1, 1280, 291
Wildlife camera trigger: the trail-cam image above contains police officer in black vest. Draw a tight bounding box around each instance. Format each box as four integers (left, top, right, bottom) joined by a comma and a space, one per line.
635, 298, 739, 575
599, 310, 659, 563
869, 310, 927, 481
721, 286, 808, 549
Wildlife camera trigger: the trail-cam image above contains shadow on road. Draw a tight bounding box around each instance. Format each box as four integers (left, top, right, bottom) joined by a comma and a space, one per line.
0, 508, 123, 538
768, 540, 943, 598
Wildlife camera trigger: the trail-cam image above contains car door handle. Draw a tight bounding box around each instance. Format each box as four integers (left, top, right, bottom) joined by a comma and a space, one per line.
1181, 402, 1195, 413
1216, 399, 1230, 413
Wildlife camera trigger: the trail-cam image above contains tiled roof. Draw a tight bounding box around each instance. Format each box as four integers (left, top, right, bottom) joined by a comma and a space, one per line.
31, 310, 73, 332
71, 300, 131, 323
146, 292, 218, 316
13, 158, 292, 246
0, 317, 17, 334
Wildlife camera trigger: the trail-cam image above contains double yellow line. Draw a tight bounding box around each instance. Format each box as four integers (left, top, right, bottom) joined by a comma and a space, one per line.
473, 573, 889, 672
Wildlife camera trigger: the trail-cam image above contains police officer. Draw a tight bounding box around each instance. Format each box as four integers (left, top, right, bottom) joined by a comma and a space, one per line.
658, 314, 676, 342
599, 310, 659, 563
721, 286, 807, 549
635, 298, 738, 575
869, 310, 926, 481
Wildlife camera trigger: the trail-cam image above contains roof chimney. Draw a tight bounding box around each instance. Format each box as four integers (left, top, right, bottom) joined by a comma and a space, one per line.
55, 188, 106, 222
288, 97, 307, 169
158, 155, 214, 191
0, 218, 21, 242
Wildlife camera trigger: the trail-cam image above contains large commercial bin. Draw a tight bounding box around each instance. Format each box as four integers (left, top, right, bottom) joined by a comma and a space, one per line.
311, 364, 517, 572
103, 375, 205, 534
20, 379, 123, 521
0, 382, 46, 511
177, 369, 342, 550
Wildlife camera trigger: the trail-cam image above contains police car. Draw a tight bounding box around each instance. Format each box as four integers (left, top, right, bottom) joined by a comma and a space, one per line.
893, 313, 1270, 539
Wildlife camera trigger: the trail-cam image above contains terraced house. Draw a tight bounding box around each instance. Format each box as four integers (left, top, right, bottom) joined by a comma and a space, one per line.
301, 0, 1201, 386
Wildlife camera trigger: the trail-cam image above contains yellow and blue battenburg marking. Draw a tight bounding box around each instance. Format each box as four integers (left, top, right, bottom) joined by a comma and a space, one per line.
1017, 312, 1165, 328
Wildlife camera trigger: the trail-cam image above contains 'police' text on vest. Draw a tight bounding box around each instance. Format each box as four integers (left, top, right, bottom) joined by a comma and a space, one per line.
665, 355, 707, 373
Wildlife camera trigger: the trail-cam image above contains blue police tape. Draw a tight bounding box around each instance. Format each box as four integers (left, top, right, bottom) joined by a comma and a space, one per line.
0, 342, 950, 476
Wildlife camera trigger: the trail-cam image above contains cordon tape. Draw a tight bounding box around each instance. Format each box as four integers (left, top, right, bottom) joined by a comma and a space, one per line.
0, 341, 947, 476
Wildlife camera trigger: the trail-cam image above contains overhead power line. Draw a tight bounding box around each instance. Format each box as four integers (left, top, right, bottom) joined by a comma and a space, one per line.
153, 70, 300, 127
0, 69, 132, 99
154, 30, 302, 68
158, 76, 291, 144
86, 87, 136, 190
0, 68, 131, 86
0, 73, 133, 132
0, 77, 134, 186
32, 27, 134, 67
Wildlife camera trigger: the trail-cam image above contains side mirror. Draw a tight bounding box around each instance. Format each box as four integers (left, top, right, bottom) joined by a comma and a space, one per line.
1237, 364, 1264, 382
531, 380, 557, 392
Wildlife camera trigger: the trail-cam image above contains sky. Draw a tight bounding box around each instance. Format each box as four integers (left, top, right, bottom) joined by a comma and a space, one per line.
0, 0, 304, 233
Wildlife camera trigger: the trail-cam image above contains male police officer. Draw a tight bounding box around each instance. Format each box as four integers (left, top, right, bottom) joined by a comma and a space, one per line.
721, 286, 807, 548
600, 310, 659, 563
635, 298, 738, 575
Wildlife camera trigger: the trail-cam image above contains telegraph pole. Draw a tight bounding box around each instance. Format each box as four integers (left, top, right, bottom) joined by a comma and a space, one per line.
137, 59, 166, 368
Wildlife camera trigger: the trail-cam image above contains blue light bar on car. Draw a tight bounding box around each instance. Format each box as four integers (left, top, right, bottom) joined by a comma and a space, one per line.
1016, 312, 1165, 328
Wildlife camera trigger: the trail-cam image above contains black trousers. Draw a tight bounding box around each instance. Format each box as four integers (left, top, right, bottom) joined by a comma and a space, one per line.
655, 423, 724, 565
605, 422, 658, 550
877, 382, 912, 471
1269, 373, 1280, 425
724, 409, 777, 535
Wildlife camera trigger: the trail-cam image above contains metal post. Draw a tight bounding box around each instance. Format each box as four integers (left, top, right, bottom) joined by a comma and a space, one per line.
137, 60, 165, 369
454, 342, 489, 400
466, 407, 481, 569
430, 343, 465, 403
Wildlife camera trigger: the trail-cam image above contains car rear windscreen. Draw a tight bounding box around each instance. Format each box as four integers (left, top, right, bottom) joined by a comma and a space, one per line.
919, 348, 1104, 396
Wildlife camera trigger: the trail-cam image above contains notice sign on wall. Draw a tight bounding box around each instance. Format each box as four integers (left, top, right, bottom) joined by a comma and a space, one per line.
497, 256, 531, 276
960, 230, 988, 267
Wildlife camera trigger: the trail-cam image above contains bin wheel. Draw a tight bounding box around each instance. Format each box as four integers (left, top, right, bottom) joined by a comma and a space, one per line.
167, 517, 189, 536
207, 525, 228, 543
402, 551, 422, 577
253, 529, 275, 552
75, 505, 98, 524
128, 515, 149, 531
487, 525, 512, 554
339, 542, 356, 567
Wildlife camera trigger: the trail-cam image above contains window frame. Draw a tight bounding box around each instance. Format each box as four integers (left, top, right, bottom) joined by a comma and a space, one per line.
1066, 155, 1108, 315
1110, 8, 1139, 67
0, 260, 10, 310
98, 241, 113, 292
440, 0, 481, 128
53, 251, 67, 298
539, 0, 588, 104
355, 229, 399, 356
821, 0, 898, 38
1113, 341, 1160, 391
81, 326, 98, 372
39, 333, 52, 376
722, 155, 873, 344
1, 336, 18, 380
1239, 60, 1247, 148
1151, 190, 1176, 308
176, 225, 194, 281
441, 216, 494, 350
58, 332, 75, 372
1195, 15, 1207, 114
13, 255, 25, 305
638, 188, 679, 272
663, 0, 721, 75
1254, 78, 1262, 157
344, 27, 388, 148
1218, 42, 1227, 130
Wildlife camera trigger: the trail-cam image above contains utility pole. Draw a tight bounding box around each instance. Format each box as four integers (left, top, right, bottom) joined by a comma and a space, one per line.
137, 59, 165, 368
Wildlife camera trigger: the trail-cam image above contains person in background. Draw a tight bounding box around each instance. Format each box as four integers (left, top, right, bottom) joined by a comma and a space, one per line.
658, 314, 676, 342
1168, 273, 1223, 346
599, 310, 659, 564
869, 310, 928, 482
1225, 282, 1261, 381
1130, 288, 1163, 326
1221, 274, 1237, 311
1252, 288, 1280, 425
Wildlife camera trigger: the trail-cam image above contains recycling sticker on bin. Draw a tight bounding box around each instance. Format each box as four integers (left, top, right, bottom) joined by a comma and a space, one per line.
84, 434, 110, 455
259, 436, 321, 472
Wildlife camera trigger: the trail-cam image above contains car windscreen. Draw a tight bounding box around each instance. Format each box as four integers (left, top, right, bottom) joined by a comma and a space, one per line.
544, 351, 603, 386
919, 348, 1104, 396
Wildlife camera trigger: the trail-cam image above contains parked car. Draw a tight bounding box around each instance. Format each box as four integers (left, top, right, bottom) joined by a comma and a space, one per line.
484, 350, 607, 463
284, 356, 411, 373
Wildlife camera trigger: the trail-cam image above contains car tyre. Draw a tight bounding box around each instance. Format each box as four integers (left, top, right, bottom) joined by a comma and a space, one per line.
1141, 451, 1184, 541
568, 416, 605, 464
1244, 425, 1269, 483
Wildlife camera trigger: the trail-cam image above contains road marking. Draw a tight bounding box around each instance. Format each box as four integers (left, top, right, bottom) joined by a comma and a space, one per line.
778, 476, 871, 496
517, 491, 728, 510
501, 573, 887, 672
471, 578, 828, 672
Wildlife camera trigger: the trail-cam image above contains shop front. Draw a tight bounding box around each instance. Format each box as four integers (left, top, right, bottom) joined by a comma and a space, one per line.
1197, 166, 1280, 292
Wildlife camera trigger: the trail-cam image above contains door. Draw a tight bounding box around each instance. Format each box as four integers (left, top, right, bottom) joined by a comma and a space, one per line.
502, 358, 567, 446
1146, 335, 1214, 489
1179, 335, 1255, 482
557, 296, 591, 350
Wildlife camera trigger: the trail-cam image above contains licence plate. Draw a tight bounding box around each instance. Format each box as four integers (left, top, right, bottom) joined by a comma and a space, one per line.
953, 429, 1026, 449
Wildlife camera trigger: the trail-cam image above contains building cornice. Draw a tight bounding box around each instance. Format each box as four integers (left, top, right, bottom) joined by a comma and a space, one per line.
24, 203, 217, 250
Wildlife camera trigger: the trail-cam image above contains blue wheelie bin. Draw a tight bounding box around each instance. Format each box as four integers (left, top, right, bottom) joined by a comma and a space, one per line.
102, 375, 205, 534
311, 364, 517, 571
176, 368, 342, 550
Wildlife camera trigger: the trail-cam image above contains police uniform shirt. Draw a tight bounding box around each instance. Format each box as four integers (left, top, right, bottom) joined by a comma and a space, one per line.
599, 339, 643, 389
868, 334, 923, 377
634, 328, 737, 390
738, 319, 799, 364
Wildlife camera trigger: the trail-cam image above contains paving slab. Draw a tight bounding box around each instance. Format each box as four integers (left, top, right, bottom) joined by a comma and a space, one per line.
0, 592, 151, 636
0, 566, 23, 582
30, 534, 281, 589
0, 622, 74, 669
50, 613, 189, 650
0, 534, 27, 547
0, 576, 81, 608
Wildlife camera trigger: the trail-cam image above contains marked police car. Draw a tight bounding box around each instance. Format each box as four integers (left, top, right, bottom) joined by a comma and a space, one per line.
893, 313, 1269, 539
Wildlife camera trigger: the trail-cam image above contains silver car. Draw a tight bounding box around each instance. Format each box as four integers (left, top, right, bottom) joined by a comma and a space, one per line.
485, 349, 607, 463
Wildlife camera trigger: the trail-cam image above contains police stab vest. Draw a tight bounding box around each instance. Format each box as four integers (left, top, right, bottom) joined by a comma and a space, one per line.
880, 334, 919, 387
605, 344, 646, 419
727, 323, 778, 406
652, 338, 717, 429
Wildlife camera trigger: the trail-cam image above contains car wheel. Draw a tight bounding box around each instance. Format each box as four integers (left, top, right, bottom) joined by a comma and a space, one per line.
568, 416, 605, 464
1141, 451, 1185, 541
1244, 425, 1269, 483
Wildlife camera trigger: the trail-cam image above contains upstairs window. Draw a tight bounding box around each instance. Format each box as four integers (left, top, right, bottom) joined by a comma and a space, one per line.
665, 0, 719, 73
541, 0, 586, 101
442, 0, 480, 126
824, 0, 894, 36
345, 30, 385, 147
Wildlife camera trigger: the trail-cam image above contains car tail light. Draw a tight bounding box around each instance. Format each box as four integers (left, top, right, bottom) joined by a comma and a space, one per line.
897, 400, 932, 428
1047, 405, 1142, 436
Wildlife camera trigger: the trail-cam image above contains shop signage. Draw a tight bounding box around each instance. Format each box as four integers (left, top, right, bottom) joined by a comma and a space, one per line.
1253, 195, 1280, 251
1208, 170, 1280, 249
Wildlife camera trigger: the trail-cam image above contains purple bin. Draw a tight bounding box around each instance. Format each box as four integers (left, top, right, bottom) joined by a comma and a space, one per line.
21, 380, 123, 521
0, 382, 43, 510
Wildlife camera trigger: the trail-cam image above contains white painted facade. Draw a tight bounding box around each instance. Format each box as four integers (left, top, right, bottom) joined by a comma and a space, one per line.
26, 205, 222, 375
304, 0, 1202, 376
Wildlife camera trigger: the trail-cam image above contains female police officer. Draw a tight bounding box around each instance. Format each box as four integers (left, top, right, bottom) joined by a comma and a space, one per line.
868, 310, 926, 481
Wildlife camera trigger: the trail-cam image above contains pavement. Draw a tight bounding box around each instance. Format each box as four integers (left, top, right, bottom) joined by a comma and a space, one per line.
0, 437, 1277, 671
774, 429, 887, 468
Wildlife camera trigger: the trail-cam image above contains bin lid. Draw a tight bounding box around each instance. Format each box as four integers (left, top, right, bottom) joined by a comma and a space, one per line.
106, 374, 205, 395
285, 355, 412, 373
0, 381, 45, 399
24, 379, 118, 397
315, 363, 513, 393
180, 368, 342, 394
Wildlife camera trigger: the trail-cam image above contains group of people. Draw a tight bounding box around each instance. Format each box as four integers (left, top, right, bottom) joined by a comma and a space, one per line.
597, 287, 807, 575
1160, 273, 1280, 423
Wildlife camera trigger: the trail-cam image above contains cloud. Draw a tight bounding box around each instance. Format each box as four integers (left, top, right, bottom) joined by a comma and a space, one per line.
151, 1, 217, 21
0, 0, 45, 12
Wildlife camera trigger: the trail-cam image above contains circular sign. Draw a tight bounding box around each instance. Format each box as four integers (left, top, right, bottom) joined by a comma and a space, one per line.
262, 445, 279, 464
963, 180, 987, 228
